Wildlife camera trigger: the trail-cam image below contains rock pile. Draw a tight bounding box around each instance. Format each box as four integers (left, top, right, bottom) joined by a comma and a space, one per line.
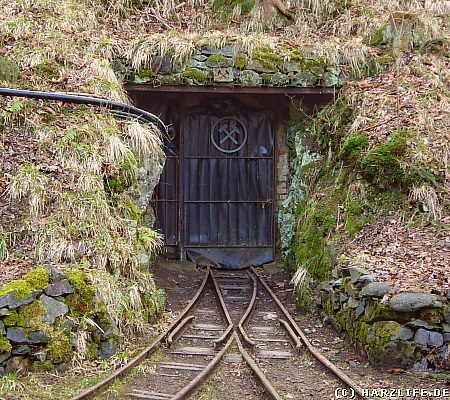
0, 266, 119, 375
320, 265, 449, 370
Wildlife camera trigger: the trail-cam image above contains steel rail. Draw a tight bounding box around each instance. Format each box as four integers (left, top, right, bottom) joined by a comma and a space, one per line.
250, 267, 367, 399
0, 87, 168, 135
210, 271, 235, 346
71, 267, 211, 400
171, 331, 235, 400
167, 316, 195, 346
234, 333, 283, 400
278, 319, 302, 350
237, 272, 258, 347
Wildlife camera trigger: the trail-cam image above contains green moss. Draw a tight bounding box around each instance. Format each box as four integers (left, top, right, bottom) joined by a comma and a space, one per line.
206, 54, 228, 66
360, 130, 409, 187
24, 268, 50, 291
158, 73, 182, 85
212, 0, 255, 17
3, 301, 46, 327
182, 67, 207, 84
106, 151, 137, 194
345, 199, 369, 237
366, 320, 418, 367
288, 49, 304, 62
0, 279, 33, 299
355, 320, 369, 345
377, 55, 394, 65
312, 97, 353, 150
370, 321, 401, 346
118, 194, 141, 223
0, 56, 21, 81
0, 336, 12, 353
364, 300, 398, 323
47, 330, 73, 364
364, 23, 388, 46
85, 341, 99, 360
295, 284, 312, 312
68, 269, 96, 304
234, 53, 249, 69
34, 61, 61, 79
132, 69, 153, 83
338, 133, 369, 161
30, 360, 54, 372
251, 46, 283, 72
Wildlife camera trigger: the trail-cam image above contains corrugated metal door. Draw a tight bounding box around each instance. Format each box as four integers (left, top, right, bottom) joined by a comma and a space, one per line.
182, 104, 275, 268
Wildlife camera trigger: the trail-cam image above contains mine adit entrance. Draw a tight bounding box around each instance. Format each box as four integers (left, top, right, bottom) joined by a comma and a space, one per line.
126, 85, 336, 269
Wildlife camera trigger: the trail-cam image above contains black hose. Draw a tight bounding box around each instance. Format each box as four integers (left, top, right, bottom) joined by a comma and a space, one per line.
0, 87, 168, 135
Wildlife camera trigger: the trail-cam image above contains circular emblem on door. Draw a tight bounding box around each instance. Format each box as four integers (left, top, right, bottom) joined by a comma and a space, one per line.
211, 117, 247, 153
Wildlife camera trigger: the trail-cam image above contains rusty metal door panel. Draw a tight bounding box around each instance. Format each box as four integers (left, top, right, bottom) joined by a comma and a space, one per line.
152, 152, 179, 247
182, 105, 275, 268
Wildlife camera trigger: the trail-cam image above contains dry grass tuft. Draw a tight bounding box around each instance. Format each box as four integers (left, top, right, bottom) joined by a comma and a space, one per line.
9, 163, 48, 217
409, 185, 442, 220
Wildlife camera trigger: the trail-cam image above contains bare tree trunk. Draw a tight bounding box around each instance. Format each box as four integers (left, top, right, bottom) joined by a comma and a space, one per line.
271, 0, 295, 19
261, 0, 295, 21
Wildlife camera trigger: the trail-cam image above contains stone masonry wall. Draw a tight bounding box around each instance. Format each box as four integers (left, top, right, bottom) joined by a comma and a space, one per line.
0, 266, 119, 375
122, 44, 357, 88
320, 265, 449, 371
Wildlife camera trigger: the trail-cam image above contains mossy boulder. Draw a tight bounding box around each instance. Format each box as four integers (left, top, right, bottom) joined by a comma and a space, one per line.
182, 67, 207, 84
47, 330, 72, 364
251, 46, 283, 72
360, 130, 410, 188
364, 299, 413, 323
206, 54, 233, 68
367, 321, 418, 367
0, 56, 21, 81
234, 53, 249, 69
0, 269, 50, 309
338, 134, 369, 161
239, 70, 262, 86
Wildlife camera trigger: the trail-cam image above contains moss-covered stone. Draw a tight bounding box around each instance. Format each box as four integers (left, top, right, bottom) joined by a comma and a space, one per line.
182, 67, 207, 84
251, 46, 283, 72
420, 308, 443, 325
367, 321, 418, 367
0, 280, 33, 300
158, 73, 182, 85
234, 53, 249, 69
30, 360, 54, 372
0, 56, 21, 81
24, 268, 50, 291
106, 152, 137, 194
0, 336, 12, 353
67, 269, 96, 316
206, 54, 232, 67
338, 133, 369, 161
85, 341, 99, 360
47, 330, 73, 364
360, 129, 409, 187
2, 301, 45, 328
0, 268, 48, 300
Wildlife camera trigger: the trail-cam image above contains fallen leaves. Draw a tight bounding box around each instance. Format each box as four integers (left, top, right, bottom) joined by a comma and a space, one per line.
344, 220, 449, 296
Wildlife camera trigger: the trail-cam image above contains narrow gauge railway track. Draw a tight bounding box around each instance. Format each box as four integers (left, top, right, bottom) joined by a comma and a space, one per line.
72, 267, 366, 400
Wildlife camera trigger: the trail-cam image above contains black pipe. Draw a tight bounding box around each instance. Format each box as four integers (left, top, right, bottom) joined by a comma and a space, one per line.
0, 87, 168, 135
